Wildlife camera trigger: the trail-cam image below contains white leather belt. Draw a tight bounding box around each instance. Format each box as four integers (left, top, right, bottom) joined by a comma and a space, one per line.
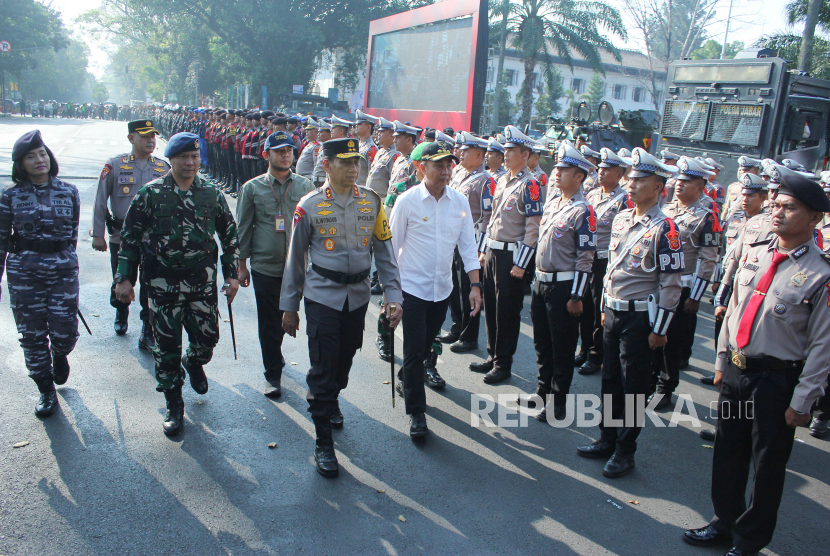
604, 296, 649, 312
535, 270, 575, 282
596, 251, 609, 259
486, 238, 517, 251
681, 274, 693, 288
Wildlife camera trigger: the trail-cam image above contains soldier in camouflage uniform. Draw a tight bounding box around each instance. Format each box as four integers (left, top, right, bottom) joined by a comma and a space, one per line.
114, 132, 239, 437
1, 131, 80, 417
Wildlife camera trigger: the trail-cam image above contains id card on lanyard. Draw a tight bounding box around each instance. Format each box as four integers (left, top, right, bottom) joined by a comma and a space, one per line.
269, 179, 292, 232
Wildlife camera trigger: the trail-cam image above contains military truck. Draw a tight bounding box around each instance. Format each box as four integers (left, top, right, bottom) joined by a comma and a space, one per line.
657, 48, 830, 183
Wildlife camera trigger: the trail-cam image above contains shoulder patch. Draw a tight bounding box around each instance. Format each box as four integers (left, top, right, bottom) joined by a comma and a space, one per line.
822, 253, 830, 265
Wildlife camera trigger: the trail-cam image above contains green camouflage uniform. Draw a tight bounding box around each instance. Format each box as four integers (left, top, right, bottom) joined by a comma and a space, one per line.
117, 174, 239, 391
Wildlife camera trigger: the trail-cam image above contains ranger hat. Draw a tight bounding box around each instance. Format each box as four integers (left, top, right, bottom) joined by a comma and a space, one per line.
12, 130, 46, 162
503, 125, 538, 149
331, 114, 354, 128
738, 155, 763, 169
458, 131, 488, 150
421, 140, 458, 163
393, 120, 422, 137
263, 131, 296, 151
660, 149, 681, 161
580, 145, 601, 161
375, 116, 394, 131
164, 132, 201, 158
556, 142, 596, 173
322, 138, 362, 159
740, 173, 768, 194
777, 175, 830, 212
629, 148, 677, 179
487, 139, 506, 153
676, 156, 715, 181
598, 147, 631, 168
128, 119, 160, 136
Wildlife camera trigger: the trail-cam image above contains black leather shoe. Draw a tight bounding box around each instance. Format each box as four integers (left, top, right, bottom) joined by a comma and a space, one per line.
810, 417, 828, 438
410, 412, 429, 438
52, 354, 70, 385
114, 307, 129, 335
578, 360, 600, 375
138, 322, 155, 351
574, 350, 588, 367
469, 359, 494, 373
162, 386, 184, 437
449, 340, 478, 353
602, 453, 635, 478
182, 355, 208, 395
483, 368, 511, 384
425, 367, 446, 389
438, 332, 459, 344
576, 440, 615, 459
682, 525, 732, 547
648, 392, 673, 411
313, 421, 339, 478
725, 548, 758, 556
376, 335, 392, 362
516, 393, 545, 409
330, 404, 344, 429
679, 358, 690, 369
35, 380, 58, 417
700, 374, 716, 386
264, 385, 282, 399
699, 429, 716, 442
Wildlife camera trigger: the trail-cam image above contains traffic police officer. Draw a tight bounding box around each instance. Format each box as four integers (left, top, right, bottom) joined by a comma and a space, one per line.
722, 156, 763, 218
114, 132, 239, 437
683, 175, 830, 556
518, 143, 596, 421
473, 126, 545, 384
660, 149, 680, 207
296, 118, 321, 179
486, 139, 507, 180
1, 131, 80, 417
391, 120, 420, 184
93, 119, 170, 346
354, 110, 378, 186
366, 117, 399, 199
311, 120, 333, 186
280, 138, 402, 478
577, 148, 683, 478
579, 145, 601, 193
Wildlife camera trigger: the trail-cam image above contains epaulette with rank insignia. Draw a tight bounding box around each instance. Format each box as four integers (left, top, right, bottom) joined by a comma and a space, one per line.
821, 253, 830, 265
749, 238, 773, 247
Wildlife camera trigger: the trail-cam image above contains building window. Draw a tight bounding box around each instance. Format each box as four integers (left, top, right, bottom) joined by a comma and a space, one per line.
632, 87, 645, 103
613, 84, 626, 100
570, 78, 585, 94
530, 73, 543, 93
487, 67, 493, 84
505, 69, 518, 87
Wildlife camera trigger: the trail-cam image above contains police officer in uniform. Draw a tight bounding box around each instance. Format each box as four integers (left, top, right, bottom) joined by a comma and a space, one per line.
473, 126, 545, 383
93, 119, 170, 347
650, 157, 721, 408
517, 143, 597, 421
1, 131, 80, 417
354, 110, 378, 186
311, 120, 333, 186
528, 144, 549, 190
281, 138, 402, 478
366, 117, 399, 199
722, 156, 763, 219
683, 175, 830, 556
660, 149, 680, 207
576, 148, 684, 478
114, 133, 239, 437
390, 120, 420, 185
579, 145, 601, 193
296, 118, 321, 179
486, 140, 507, 181
578, 148, 631, 376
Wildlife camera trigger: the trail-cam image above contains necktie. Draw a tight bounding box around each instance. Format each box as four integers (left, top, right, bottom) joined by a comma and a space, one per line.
735, 250, 789, 349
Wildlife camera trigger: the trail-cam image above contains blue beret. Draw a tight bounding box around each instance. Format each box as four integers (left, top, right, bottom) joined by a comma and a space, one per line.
12, 130, 46, 162
164, 132, 201, 158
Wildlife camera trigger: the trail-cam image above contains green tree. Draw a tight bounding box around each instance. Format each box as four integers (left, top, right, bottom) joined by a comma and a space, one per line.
755, 33, 830, 80
535, 66, 564, 120
690, 39, 744, 59
0, 0, 69, 76
16, 37, 93, 102
508, 0, 626, 127
90, 79, 109, 103
585, 72, 605, 117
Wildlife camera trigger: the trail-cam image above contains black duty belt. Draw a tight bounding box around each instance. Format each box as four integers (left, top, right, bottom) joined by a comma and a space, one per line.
150, 256, 214, 281
728, 346, 804, 371
312, 264, 370, 284
105, 211, 124, 234
10, 235, 71, 254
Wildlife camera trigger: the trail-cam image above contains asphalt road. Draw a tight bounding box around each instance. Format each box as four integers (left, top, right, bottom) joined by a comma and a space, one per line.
0, 117, 827, 556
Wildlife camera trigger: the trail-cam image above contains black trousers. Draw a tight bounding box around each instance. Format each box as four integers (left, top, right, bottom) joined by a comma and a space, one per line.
252, 270, 286, 381
109, 242, 149, 322
531, 279, 579, 407
482, 248, 525, 371
599, 308, 655, 456
710, 360, 802, 553
401, 291, 450, 414
653, 287, 693, 396
448, 248, 480, 343
304, 298, 368, 419
585, 257, 609, 365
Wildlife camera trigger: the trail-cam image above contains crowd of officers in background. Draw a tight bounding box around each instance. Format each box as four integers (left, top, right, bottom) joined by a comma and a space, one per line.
18, 100, 136, 120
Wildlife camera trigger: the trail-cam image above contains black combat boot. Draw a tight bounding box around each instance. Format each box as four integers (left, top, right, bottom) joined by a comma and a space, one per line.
34, 377, 58, 417
313, 418, 339, 478
376, 333, 392, 362
114, 307, 129, 335
162, 385, 184, 437
330, 400, 344, 429
52, 353, 70, 385
138, 320, 155, 351
181, 355, 208, 394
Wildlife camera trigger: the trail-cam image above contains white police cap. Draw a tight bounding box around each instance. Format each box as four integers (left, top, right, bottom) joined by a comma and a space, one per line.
331, 114, 354, 128
781, 158, 807, 172
738, 155, 762, 169
598, 147, 630, 168
503, 125, 539, 149
740, 172, 768, 194
393, 120, 422, 137
767, 164, 815, 189
580, 145, 601, 160
458, 131, 489, 150
354, 109, 375, 124
660, 149, 681, 161
703, 157, 724, 170
676, 156, 715, 181
434, 130, 456, 145
629, 147, 677, 179
487, 139, 505, 153
319, 120, 333, 131
618, 148, 632, 159
556, 142, 597, 173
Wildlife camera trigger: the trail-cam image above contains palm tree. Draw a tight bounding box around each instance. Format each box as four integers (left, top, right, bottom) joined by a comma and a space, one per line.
507, 0, 626, 127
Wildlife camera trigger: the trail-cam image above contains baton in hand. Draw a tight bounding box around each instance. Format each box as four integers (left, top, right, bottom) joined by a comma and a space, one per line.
78, 308, 92, 335
388, 305, 397, 408
222, 285, 237, 360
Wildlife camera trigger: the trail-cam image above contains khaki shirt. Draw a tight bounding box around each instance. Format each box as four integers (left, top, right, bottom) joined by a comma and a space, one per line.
490, 165, 508, 182
605, 203, 683, 313
536, 191, 596, 288
662, 198, 721, 298
296, 140, 320, 177
280, 183, 402, 312
722, 180, 743, 219
235, 171, 315, 277
660, 178, 678, 208
366, 146, 400, 199
391, 153, 415, 185
716, 238, 830, 413
586, 185, 629, 252
582, 171, 599, 194
819, 214, 830, 251
357, 137, 378, 186
450, 163, 495, 233
93, 153, 170, 244
485, 167, 545, 251
720, 212, 774, 289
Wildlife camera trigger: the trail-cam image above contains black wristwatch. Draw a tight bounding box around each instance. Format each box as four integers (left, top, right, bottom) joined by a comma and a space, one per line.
113, 273, 130, 286
471, 282, 482, 289
570, 294, 581, 302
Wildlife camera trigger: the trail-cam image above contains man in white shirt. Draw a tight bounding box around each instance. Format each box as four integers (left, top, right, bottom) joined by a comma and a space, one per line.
390, 141, 482, 439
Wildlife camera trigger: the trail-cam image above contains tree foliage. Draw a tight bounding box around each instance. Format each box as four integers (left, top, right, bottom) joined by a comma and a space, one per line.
690, 39, 745, 60
535, 66, 564, 120
585, 72, 605, 116
0, 0, 69, 75
16, 37, 96, 102
755, 33, 830, 80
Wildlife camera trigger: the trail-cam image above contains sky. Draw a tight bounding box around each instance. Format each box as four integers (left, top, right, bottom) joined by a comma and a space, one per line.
48, 0, 812, 80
